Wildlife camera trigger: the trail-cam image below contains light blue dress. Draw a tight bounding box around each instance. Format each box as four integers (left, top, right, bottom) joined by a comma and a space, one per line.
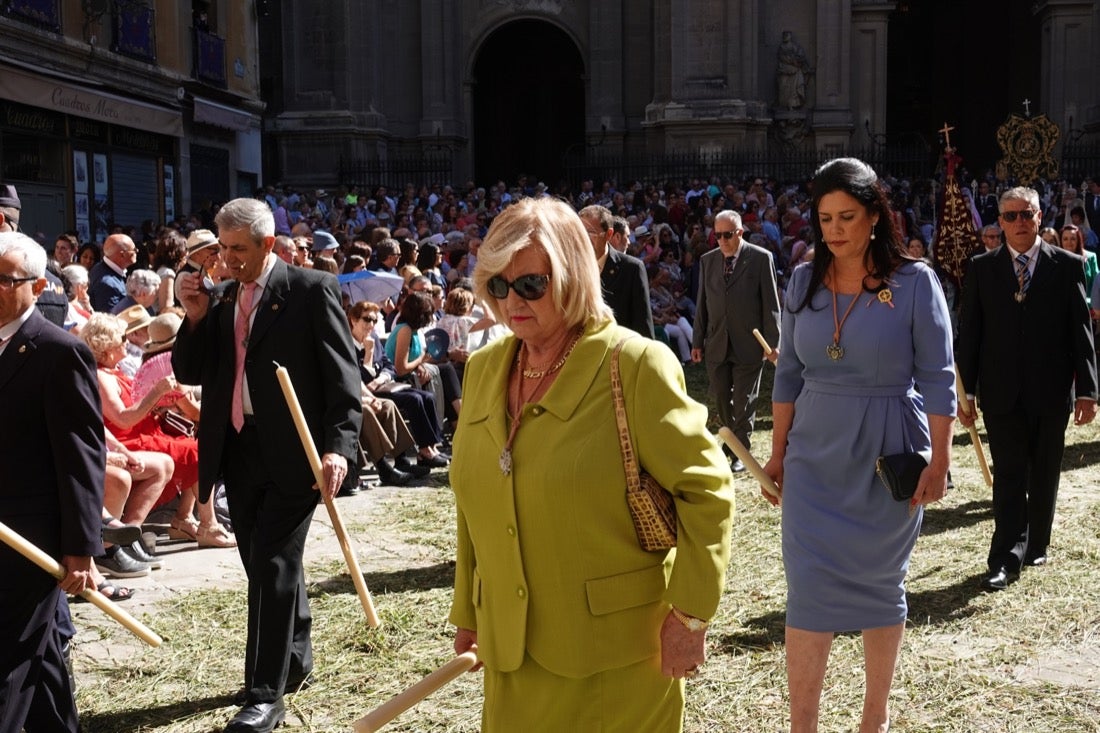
774, 261, 956, 632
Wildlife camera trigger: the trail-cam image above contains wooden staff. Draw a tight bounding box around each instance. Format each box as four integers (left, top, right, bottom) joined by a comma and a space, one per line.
717, 427, 781, 500
352, 652, 479, 732
274, 362, 381, 628
752, 328, 774, 356
954, 366, 993, 487
0, 520, 162, 647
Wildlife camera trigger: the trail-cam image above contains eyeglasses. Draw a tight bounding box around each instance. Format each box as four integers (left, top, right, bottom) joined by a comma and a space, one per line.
1000, 209, 1038, 222
486, 273, 551, 300
0, 274, 36, 290
715, 231, 737, 240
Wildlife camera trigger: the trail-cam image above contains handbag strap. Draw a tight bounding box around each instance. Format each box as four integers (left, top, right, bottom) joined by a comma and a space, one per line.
610, 337, 642, 493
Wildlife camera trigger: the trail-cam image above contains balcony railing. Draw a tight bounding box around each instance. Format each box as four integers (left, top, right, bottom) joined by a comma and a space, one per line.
112, 2, 155, 62
193, 27, 226, 87
2, 0, 60, 32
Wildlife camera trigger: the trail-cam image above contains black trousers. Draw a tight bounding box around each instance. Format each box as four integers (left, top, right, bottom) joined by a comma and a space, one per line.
224, 424, 316, 704
983, 406, 1070, 572
0, 580, 79, 733
387, 387, 443, 447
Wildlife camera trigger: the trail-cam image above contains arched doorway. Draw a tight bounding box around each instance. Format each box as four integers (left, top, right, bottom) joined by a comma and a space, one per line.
472, 19, 584, 190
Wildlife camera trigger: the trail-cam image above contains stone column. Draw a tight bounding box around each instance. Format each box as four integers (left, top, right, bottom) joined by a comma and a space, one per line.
811, 0, 854, 152
419, 0, 463, 143
587, 2, 626, 155
850, 1, 894, 147
1035, 0, 1095, 134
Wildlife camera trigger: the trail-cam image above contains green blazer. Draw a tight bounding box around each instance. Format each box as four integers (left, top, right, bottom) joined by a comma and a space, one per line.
449, 319, 735, 677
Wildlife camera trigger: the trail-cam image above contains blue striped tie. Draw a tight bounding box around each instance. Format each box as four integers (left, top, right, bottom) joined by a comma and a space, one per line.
1016, 253, 1031, 293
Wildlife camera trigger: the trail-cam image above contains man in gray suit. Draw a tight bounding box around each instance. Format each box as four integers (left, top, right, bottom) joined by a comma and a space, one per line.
692, 209, 780, 471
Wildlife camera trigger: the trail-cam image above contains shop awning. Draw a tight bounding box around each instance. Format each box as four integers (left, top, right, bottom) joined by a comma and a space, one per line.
0, 62, 183, 137
193, 96, 254, 132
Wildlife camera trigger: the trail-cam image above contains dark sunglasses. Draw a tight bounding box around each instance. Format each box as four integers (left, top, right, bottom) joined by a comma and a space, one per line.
360, 315, 378, 324
1001, 209, 1037, 222
715, 231, 737, 240
486, 273, 550, 300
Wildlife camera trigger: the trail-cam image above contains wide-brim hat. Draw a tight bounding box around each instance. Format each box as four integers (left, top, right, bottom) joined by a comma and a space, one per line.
186, 228, 218, 255
143, 312, 182, 353
118, 304, 153, 334
312, 230, 339, 252
0, 183, 20, 210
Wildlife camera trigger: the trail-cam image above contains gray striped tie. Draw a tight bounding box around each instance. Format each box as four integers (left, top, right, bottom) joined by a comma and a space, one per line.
1016, 253, 1031, 293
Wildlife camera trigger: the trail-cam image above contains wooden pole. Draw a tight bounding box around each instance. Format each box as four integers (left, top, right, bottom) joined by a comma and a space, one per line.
352, 652, 479, 732
717, 427, 781, 500
751, 328, 774, 356
0, 520, 162, 647
954, 366, 993, 487
274, 363, 381, 628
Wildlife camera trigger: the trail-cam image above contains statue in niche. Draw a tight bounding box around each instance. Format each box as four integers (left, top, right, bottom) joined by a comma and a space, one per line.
776, 31, 812, 110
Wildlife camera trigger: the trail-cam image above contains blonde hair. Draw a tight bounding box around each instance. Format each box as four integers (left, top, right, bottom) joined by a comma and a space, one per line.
474, 197, 611, 328
444, 288, 474, 316
80, 312, 126, 365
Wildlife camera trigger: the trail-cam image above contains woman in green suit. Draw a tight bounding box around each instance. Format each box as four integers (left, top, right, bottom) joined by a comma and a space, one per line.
450, 197, 735, 731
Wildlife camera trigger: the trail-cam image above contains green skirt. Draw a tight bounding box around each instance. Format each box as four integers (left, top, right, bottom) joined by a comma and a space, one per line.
482, 651, 684, 732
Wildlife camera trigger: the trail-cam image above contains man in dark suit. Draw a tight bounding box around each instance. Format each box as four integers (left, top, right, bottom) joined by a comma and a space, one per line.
173, 198, 362, 733
579, 204, 655, 338
88, 233, 137, 312
0, 232, 104, 733
1085, 177, 1100, 236
691, 209, 781, 471
957, 186, 1097, 592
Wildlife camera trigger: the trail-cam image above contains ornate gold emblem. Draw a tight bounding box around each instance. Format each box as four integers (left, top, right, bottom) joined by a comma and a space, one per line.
995, 113, 1060, 185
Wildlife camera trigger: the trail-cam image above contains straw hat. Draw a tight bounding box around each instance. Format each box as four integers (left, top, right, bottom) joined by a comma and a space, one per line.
118, 304, 153, 334
186, 229, 218, 255
143, 312, 182, 353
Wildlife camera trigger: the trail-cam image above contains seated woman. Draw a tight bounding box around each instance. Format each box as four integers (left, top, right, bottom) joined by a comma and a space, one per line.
349, 300, 450, 468
386, 291, 463, 422
434, 288, 495, 380
133, 311, 234, 547
648, 265, 694, 363
81, 313, 235, 554
110, 268, 161, 316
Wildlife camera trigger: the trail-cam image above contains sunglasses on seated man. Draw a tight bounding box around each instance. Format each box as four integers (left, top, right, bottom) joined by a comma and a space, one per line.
486, 273, 550, 300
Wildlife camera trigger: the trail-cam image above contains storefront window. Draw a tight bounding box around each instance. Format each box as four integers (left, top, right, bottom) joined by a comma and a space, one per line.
0, 132, 64, 184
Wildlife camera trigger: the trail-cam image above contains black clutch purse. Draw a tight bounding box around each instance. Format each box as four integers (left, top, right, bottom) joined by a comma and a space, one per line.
875, 452, 929, 502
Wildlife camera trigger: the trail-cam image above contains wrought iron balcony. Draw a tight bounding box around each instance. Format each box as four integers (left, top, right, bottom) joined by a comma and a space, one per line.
111, 2, 155, 62
2, 0, 61, 33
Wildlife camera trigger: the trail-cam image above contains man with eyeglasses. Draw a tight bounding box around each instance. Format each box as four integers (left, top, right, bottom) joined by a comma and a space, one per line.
89, 234, 137, 312
0, 231, 105, 733
691, 209, 781, 472
958, 186, 1097, 592
578, 205, 654, 338
979, 224, 1002, 252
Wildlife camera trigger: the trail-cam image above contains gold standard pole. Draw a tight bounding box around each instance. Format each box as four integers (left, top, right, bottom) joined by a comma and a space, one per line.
274, 362, 381, 628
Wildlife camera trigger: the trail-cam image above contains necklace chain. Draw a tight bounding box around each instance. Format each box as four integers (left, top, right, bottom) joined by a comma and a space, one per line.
522, 328, 584, 379
828, 267, 864, 361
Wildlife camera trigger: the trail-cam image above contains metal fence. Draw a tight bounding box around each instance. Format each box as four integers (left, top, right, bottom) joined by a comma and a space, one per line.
338, 152, 455, 192
561, 145, 935, 189
1061, 139, 1100, 184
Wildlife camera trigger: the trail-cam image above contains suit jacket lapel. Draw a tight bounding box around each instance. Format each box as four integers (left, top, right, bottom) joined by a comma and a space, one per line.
247, 260, 288, 350
726, 247, 748, 287
1028, 241, 1056, 292
0, 310, 40, 392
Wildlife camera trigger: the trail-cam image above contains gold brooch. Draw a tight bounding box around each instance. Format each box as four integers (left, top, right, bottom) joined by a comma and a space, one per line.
877, 289, 894, 308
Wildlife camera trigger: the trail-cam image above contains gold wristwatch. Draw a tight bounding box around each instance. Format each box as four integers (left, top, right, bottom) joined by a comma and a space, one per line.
671, 606, 708, 632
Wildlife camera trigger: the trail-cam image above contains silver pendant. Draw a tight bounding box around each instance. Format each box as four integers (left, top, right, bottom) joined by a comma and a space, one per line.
1014, 291, 1026, 303
499, 448, 512, 476
826, 343, 844, 361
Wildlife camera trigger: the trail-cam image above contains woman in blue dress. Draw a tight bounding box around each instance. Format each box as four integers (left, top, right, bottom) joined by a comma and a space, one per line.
762, 158, 956, 733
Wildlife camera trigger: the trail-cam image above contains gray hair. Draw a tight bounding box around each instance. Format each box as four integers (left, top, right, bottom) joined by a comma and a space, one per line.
215, 197, 275, 244
61, 264, 89, 286
125, 268, 161, 297
0, 232, 46, 278
999, 187, 1040, 213
715, 209, 743, 229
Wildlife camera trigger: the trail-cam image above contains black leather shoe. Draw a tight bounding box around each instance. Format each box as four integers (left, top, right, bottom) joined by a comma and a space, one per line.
225, 700, 285, 732
336, 482, 361, 497
980, 567, 1019, 591
101, 524, 142, 546
394, 455, 432, 478
376, 459, 413, 486
417, 453, 450, 469
730, 459, 746, 473
1024, 555, 1048, 567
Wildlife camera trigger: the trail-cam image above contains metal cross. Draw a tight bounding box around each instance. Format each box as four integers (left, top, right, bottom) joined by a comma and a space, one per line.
938, 122, 955, 149
1023, 98, 1031, 116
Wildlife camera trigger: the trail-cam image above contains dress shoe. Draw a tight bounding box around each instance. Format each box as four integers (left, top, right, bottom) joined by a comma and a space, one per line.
376, 458, 413, 486
225, 700, 285, 732
417, 453, 450, 469
95, 545, 150, 578
1024, 555, 1048, 567
125, 540, 162, 570
336, 482, 361, 497
980, 567, 1019, 591
730, 459, 746, 473
394, 454, 431, 478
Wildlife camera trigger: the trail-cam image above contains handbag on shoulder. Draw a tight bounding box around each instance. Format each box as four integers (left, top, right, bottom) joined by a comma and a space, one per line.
611, 338, 678, 552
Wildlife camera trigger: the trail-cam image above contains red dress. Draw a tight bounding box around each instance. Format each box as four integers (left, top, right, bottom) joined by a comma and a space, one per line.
101, 367, 200, 507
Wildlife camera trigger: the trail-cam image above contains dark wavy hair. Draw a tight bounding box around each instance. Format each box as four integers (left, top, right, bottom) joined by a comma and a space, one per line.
794, 157, 908, 312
